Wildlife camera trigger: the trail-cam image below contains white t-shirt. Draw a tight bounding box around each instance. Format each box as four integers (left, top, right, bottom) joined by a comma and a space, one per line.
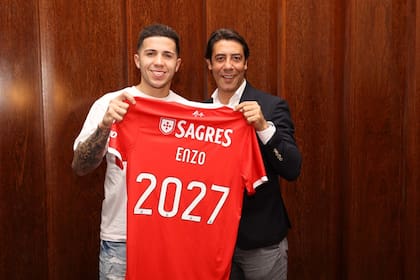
73, 86, 187, 241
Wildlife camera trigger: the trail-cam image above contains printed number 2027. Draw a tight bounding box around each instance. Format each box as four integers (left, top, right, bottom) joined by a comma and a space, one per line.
133, 172, 230, 224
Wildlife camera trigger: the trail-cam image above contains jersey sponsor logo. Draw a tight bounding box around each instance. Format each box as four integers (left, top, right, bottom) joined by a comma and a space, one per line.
158, 118, 233, 147
174, 120, 233, 147
159, 118, 176, 135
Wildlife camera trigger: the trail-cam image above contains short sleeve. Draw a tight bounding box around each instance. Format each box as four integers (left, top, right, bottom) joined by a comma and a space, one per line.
241, 128, 268, 195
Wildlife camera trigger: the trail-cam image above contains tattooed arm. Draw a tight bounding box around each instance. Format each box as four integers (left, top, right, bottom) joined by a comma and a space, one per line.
72, 125, 110, 176
72, 91, 136, 176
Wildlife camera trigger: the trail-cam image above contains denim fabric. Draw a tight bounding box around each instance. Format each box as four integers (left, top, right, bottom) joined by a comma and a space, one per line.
99, 240, 126, 280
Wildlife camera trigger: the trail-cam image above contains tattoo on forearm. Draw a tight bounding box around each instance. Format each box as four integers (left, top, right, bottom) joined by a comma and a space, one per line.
72, 126, 110, 175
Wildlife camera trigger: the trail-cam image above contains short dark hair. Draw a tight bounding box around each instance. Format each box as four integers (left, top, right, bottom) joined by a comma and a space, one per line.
204, 28, 250, 60
136, 24, 180, 56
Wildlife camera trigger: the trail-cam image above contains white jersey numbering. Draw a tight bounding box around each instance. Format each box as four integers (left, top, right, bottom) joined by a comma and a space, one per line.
133, 172, 230, 224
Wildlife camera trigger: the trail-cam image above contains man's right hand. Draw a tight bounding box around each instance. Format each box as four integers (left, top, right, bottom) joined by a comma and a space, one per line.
100, 92, 136, 129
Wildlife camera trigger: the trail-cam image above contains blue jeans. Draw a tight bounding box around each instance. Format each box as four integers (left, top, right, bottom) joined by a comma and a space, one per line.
230, 238, 288, 280
99, 240, 126, 280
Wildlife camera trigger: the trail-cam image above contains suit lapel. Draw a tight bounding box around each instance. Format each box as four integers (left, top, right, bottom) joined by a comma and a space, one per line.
240, 83, 257, 102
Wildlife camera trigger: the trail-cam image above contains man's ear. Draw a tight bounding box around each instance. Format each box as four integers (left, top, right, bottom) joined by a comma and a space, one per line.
134, 53, 141, 69
175, 58, 182, 72
206, 59, 212, 70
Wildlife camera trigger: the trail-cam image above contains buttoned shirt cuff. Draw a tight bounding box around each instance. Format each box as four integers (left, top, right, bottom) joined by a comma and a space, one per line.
256, 121, 275, 144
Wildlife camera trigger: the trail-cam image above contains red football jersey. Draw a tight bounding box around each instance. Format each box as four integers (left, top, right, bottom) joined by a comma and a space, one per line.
108, 97, 267, 280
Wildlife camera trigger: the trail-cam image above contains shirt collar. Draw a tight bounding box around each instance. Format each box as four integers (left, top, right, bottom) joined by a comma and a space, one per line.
211, 79, 247, 108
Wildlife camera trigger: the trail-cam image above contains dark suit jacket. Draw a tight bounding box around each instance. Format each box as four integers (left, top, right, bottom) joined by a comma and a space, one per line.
206, 82, 302, 249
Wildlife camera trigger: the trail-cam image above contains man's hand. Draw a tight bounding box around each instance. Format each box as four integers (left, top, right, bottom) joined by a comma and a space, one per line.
100, 92, 136, 129
235, 101, 268, 131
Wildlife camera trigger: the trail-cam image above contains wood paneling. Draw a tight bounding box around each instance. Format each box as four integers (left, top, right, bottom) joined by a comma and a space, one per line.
1, 0, 419, 279
38, 0, 127, 278
403, 1, 420, 279
0, 0, 48, 279
280, 0, 344, 278
343, 1, 406, 278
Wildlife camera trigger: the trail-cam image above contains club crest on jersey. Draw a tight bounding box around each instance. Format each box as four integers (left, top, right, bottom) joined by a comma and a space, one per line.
159, 118, 176, 135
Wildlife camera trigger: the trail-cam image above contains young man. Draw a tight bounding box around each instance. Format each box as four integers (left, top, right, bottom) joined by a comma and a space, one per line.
204, 28, 302, 280
72, 24, 187, 280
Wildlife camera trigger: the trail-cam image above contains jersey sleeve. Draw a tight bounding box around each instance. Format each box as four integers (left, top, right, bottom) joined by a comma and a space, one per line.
108, 121, 130, 170
107, 101, 140, 169
242, 129, 268, 195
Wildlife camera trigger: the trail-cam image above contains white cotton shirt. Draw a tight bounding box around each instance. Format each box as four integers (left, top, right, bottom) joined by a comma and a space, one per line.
73, 86, 187, 241
211, 80, 275, 144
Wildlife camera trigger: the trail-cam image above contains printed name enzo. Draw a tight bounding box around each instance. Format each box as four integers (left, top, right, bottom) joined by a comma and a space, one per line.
175, 147, 206, 165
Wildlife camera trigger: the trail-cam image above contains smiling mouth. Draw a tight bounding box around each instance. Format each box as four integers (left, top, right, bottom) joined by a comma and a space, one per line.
222, 74, 234, 79
151, 70, 166, 77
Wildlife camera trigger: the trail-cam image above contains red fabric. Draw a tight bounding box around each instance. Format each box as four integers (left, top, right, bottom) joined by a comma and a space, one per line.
109, 97, 267, 280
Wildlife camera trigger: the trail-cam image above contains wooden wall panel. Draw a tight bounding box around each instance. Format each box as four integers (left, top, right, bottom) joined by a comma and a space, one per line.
403, 1, 420, 278
280, 0, 344, 279
127, 0, 206, 101
0, 1, 48, 279
38, 1, 127, 278
1, 0, 419, 279
343, 0, 406, 278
